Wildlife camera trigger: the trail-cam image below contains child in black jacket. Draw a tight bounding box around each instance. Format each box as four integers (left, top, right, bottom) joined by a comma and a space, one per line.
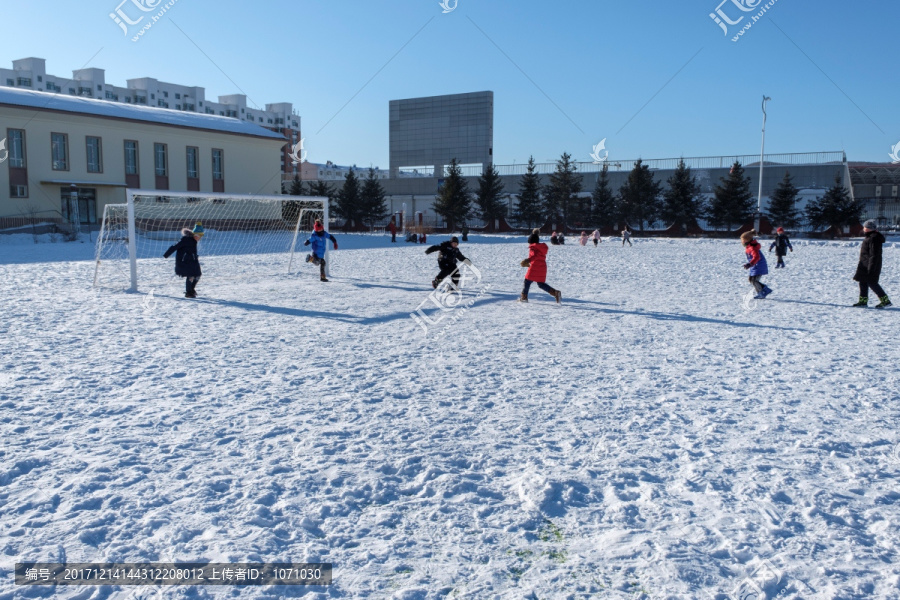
163, 222, 204, 297
768, 227, 793, 268
425, 236, 472, 289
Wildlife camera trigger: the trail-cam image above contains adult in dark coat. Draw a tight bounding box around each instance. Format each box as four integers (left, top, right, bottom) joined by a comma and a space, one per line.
425, 236, 471, 289
852, 220, 892, 308
163, 223, 203, 297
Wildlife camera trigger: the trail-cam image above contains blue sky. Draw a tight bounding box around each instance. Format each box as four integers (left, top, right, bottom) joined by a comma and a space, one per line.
3, 0, 898, 167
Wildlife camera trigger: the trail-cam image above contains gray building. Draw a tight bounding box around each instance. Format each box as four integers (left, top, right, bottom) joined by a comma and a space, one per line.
389, 91, 493, 178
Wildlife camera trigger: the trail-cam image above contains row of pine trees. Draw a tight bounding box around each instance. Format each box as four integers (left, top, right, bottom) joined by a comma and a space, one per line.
285, 156, 864, 234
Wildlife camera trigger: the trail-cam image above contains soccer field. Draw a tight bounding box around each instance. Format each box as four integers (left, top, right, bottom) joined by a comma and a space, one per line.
1, 233, 899, 599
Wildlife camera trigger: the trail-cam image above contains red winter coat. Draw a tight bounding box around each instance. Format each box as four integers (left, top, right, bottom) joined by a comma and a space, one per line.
388, 222, 397, 234
525, 242, 548, 283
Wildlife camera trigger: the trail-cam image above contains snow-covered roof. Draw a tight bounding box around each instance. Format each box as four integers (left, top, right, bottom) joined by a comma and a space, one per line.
0, 87, 287, 141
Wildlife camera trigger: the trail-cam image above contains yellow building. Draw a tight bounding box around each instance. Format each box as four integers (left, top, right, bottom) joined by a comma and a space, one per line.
1, 87, 287, 230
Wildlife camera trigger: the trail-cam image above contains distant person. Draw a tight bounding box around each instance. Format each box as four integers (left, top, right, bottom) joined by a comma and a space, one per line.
579, 231, 588, 246
462, 225, 469, 242
304, 219, 338, 282
406, 231, 417, 243
741, 229, 772, 299
558, 232, 566, 245
419, 232, 427, 244
549, 231, 560, 245
768, 227, 793, 268
163, 222, 203, 298
852, 220, 891, 308
518, 229, 561, 303
621, 228, 632, 247
425, 236, 472, 290
388, 217, 397, 243
591, 230, 601, 247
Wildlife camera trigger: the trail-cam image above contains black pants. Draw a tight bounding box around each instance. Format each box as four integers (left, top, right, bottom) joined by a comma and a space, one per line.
775, 254, 785, 267
749, 275, 765, 293
434, 264, 460, 287
593, 239, 598, 246
311, 256, 327, 278
522, 279, 553, 295
391, 233, 396, 242
859, 280, 886, 298
186, 276, 200, 293
623, 238, 631, 246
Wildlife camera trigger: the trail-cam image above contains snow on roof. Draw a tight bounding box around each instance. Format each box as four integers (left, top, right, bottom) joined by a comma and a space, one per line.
0, 87, 287, 141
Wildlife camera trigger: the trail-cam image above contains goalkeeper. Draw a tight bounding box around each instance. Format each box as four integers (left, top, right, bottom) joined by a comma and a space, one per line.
304, 219, 338, 282
425, 236, 472, 290
163, 222, 204, 298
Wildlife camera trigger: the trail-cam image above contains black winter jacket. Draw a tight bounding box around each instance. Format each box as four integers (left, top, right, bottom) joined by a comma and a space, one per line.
164, 234, 202, 278
853, 230, 885, 284
425, 241, 467, 268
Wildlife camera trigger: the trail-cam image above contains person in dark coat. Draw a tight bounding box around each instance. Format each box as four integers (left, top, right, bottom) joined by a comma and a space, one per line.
519, 229, 561, 303
163, 222, 203, 298
549, 231, 560, 245
304, 219, 338, 282
741, 229, 772, 299
425, 236, 471, 289
768, 227, 794, 268
852, 220, 892, 308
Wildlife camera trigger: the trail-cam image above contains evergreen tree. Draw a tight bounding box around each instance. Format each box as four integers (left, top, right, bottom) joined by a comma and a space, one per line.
708, 161, 755, 231
661, 159, 705, 234
514, 156, 544, 229
475, 164, 506, 226
289, 175, 303, 196
542, 152, 583, 229
591, 163, 618, 229
304, 180, 337, 205
433, 158, 473, 232
335, 169, 363, 228
766, 170, 801, 229
805, 175, 865, 235
618, 159, 663, 232
360, 168, 388, 229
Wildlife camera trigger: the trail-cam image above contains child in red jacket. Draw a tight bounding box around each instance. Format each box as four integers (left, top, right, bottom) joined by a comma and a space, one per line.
519, 229, 562, 303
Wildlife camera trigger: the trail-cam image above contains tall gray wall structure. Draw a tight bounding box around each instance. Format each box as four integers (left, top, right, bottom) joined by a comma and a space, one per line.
389, 91, 493, 177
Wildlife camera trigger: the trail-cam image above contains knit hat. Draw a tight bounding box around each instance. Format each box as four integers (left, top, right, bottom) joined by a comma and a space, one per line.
450, 236, 459, 244
740, 229, 756, 244
527, 228, 540, 244
863, 220, 877, 230
192, 222, 204, 237
776, 227, 784, 233
314, 220, 324, 232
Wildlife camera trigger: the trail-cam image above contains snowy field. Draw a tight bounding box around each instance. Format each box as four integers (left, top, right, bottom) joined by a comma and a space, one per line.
1, 232, 899, 600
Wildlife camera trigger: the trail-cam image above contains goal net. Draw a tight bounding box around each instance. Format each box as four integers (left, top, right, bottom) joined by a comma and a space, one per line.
93, 190, 329, 292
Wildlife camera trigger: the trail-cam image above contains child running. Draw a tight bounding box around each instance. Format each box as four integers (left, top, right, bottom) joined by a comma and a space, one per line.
591, 230, 601, 247
852, 220, 892, 308
741, 229, 772, 299
304, 219, 338, 282
768, 227, 793, 268
425, 236, 472, 289
519, 229, 562, 303
163, 222, 203, 298
579, 231, 588, 246
621, 228, 632, 247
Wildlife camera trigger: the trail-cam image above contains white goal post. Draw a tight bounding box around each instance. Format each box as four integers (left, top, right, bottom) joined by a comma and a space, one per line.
93, 189, 329, 292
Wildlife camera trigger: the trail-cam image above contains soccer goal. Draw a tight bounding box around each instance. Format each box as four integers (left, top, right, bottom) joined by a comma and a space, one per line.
93, 189, 329, 291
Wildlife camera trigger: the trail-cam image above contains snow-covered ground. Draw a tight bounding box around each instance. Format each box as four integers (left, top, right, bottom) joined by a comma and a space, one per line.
1, 232, 899, 600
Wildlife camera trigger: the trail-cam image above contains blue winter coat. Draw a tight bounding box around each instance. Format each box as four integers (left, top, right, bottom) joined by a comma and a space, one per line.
305, 230, 337, 258
744, 240, 768, 276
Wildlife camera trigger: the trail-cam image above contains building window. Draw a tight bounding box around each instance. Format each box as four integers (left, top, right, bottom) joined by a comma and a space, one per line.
154, 143, 168, 176
151, 93, 155, 100
163, 91, 169, 97
186, 147, 198, 179
124, 141, 139, 175
97, 85, 101, 91
175, 93, 181, 99
51, 133, 68, 171
16, 77, 32, 86
176, 104, 181, 110
68, 88, 75, 95
212, 149, 224, 180
10, 185, 28, 198
7, 129, 25, 168
86, 137, 102, 173
37, 75, 42, 82
5, 78, 13, 86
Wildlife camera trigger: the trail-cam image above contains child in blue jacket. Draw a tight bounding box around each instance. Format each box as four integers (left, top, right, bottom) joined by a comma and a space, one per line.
741, 229, 772, 299
304, 219, 338, 282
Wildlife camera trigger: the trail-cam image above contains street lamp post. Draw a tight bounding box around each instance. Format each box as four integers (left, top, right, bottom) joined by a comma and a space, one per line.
755, 95, 771, 233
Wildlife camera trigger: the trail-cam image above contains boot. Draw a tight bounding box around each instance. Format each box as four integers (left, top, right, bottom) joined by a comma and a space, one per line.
851, 296, 868, 307
761, 285, 773, 298
305, 254, 313, 263
875, 295, 892, 309
517, 293, 528, 303
546, 287, 561, 303
432, 279, 439, 289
